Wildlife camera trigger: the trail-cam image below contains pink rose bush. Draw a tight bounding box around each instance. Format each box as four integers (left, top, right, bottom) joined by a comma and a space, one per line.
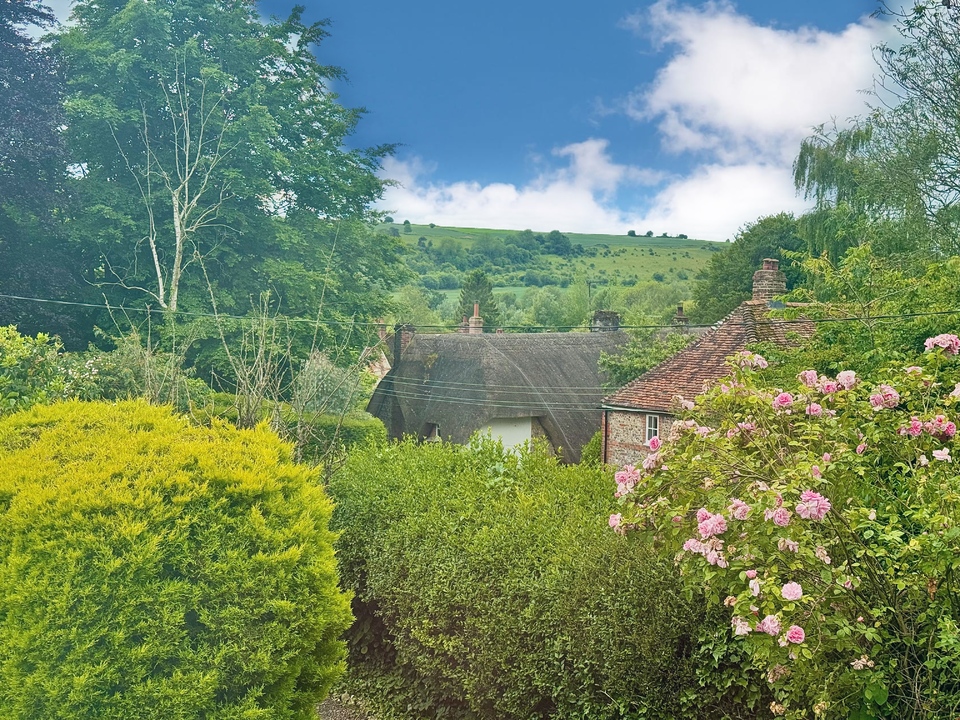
609, 337, 960, 718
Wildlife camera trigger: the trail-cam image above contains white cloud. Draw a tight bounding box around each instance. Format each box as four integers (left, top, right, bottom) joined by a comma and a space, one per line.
622, 0, 887, 164
378, 139, 663, 235
383, 2, 890, 241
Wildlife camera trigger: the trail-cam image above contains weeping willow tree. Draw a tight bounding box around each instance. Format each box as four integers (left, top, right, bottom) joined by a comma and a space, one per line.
793, 1, 960, 262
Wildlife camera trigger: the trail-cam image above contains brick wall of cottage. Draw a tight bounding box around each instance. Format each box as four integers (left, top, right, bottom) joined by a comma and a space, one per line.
603, 409, 674, 467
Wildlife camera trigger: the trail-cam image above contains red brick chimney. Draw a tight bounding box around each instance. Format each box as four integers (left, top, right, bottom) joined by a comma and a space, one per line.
752, 258, 787, 302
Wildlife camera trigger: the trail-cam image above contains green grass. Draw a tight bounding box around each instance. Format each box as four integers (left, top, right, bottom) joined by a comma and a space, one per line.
379, 222, 722, 287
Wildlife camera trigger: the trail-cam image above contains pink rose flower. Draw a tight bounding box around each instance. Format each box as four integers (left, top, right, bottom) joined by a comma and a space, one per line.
757, 615, 781, 636
781, 582, 803, 601
870, 384, 900, 409
770, 507, 792, 527
822, 453, 832, 463
905, 365, 923, 375
900, 417, 924, 437
749, 579, 761, 596
731, 616, 752, 635
817, 379, 839, 394
745, 569, 757, 579
933, 448, 952, 463
811, 465, 822, 479
925, 333, 960, 355
728, 498, 751, 520
778, 537, 799, 553
608, 513, 622, 529
951, 382, 960, 399
925, 415, 957, 440
796, 490, 831, 521
696, 507, 710, 522
798, 369, 818, 387
772, 392, 794, 410
837, 370, 857, 389
920, 454, 930, 466
784, 625, 805, 644
698, 511, 728, 538
856, 442, 867, 455
647, 436, 661, 451
805, 403, 823, 417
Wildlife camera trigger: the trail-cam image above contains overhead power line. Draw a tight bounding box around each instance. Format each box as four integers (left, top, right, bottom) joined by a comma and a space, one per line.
3, 291, 960, 333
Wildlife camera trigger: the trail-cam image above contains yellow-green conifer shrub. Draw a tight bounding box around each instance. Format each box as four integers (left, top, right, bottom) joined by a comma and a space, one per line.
0, 400, 352, 720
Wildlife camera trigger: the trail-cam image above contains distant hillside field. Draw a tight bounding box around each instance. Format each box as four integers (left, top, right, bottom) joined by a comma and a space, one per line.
379, 222, 722, 290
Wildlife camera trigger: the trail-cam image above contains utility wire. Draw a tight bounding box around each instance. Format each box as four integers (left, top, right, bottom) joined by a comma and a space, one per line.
3, 291, 960, 332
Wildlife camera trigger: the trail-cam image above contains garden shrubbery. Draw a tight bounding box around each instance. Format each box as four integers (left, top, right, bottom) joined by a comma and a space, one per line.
0, 400, 352, 719
617, 341, 960, 719
330, 438, 764, 719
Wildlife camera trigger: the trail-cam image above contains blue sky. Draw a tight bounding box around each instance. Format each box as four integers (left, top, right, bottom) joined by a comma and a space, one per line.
49, 0, 889, 240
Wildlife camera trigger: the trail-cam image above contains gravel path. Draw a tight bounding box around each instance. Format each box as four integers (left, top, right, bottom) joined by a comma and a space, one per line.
318, 693, 376, 720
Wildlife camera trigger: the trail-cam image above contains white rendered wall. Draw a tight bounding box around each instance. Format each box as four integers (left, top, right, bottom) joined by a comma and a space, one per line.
486, 417, 532, 450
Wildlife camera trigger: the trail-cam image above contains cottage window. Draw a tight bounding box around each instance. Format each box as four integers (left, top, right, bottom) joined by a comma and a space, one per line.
646, 415, 659, 442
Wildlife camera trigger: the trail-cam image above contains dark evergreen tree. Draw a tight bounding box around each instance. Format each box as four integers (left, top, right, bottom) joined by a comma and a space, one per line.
456, 270, 501, 331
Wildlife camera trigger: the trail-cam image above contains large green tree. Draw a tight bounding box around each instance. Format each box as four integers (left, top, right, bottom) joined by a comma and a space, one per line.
0, 0, 62, 210
56, 0, 399, 320
456, 269, 502, 331
689, 213, 804, 324
793, 2, 960, 261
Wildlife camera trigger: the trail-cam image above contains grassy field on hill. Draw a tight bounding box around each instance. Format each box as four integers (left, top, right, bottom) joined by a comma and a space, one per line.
379, 222, 722, 289
378, 222, 724, 329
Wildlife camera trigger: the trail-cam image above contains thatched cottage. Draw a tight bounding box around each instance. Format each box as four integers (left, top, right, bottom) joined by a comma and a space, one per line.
367, 311, 627, 463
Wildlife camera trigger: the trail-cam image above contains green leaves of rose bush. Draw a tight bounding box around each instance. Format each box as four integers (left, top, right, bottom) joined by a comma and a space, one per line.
618, 346, 960, 719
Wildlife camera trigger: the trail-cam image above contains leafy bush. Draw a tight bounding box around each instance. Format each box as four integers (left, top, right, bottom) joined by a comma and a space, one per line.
0, 400, 352, 719
330, 438, 762, 719
616, 341, 960, 719
0, 325, 65, 413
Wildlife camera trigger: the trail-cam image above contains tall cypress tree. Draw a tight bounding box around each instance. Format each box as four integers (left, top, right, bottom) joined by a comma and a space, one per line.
457, 270, 502, 331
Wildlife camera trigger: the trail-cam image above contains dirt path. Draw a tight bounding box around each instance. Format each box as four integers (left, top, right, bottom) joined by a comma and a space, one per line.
318, 694, 376, 720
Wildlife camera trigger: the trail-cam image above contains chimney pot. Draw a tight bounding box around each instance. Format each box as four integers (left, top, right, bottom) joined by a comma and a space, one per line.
468, 304, 484, 334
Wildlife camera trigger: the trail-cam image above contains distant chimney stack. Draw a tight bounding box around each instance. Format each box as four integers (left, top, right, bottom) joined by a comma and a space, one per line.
458, 315, 470, 334
672, 304, 689, 326
468, 303, 484, 334
393, 323, 416, 362
590, 310, 621, 332
752, 258, 787, 302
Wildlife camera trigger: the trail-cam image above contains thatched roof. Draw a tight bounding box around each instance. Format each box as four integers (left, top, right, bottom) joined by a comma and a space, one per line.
367, 331, 627, 462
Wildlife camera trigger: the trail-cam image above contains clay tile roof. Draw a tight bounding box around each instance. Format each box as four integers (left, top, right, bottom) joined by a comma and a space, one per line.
602, 301, 813, 413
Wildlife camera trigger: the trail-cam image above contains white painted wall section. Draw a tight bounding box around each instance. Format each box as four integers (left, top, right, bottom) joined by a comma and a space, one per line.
486, 417, 532, 450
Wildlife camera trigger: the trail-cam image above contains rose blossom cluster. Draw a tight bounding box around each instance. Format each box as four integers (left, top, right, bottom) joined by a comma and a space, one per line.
869, 384, 900, 409
683, 536, 728, 567
796, 490, 831, 521
614, 465, 641, 498
899, 414, 957, 440
797, 369, 857, 393
924, 333, 960, 355
733, 351, 769, 369
696, 507, 727, 537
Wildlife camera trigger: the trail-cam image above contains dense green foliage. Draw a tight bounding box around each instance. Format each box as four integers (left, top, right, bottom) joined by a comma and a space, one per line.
599, 326, 694, 388
0, 325, 67, 412
689, 214, 804, 324
0, 400, 352, 719
330, 439, 764, 719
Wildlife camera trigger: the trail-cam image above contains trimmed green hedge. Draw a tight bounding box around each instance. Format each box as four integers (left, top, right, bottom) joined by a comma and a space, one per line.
0, 400, 352, 720
194, 392, 386, 464
329, 439, 761, 719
